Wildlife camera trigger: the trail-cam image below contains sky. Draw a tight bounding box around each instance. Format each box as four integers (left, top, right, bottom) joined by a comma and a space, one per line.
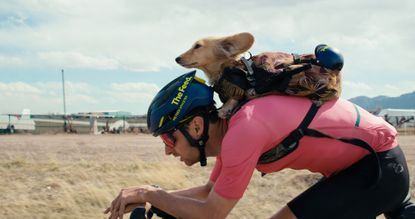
1, 0, 414, 115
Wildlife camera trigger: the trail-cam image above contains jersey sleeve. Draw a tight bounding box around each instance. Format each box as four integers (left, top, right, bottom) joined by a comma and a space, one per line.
213, 117, 272, 199
209, 156, 222, 183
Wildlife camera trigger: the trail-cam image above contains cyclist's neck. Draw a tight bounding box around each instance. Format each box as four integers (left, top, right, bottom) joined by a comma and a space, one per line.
205, 119, 227, 157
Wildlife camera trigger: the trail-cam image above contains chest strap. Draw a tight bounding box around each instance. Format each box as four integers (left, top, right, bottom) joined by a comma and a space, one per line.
258, 102, 382, 188
258, 102, 319, 164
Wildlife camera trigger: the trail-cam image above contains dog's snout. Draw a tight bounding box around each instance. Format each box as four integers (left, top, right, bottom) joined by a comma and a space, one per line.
175, 56, 182, 64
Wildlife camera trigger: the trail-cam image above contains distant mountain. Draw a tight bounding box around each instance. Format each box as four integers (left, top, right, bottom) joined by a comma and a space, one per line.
348, 91, 415, 111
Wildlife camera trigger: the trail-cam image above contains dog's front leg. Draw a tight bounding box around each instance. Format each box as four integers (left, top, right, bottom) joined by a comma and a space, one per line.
218, 98, 239, 119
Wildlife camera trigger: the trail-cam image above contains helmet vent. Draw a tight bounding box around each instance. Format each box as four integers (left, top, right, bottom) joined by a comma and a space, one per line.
162, 110, 178, 126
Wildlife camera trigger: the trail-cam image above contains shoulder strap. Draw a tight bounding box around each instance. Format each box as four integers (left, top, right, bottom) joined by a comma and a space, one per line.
302, 128, 382, 188
258, 102, 319, 164
258, 102, 382, 188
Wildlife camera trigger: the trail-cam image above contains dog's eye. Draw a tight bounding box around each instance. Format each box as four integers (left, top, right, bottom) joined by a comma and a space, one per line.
194, 44, 202, 49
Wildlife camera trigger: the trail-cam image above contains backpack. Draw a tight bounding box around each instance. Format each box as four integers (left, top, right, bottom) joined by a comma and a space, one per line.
213, 44, 343, 106
213, 45, 381, 187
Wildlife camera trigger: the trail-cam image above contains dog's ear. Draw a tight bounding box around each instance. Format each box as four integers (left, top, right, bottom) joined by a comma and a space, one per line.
219, 32, 254, 58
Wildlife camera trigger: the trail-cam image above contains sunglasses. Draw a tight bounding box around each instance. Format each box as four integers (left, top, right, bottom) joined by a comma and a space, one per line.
159, 116, 194, 149
160, 129, 176, 148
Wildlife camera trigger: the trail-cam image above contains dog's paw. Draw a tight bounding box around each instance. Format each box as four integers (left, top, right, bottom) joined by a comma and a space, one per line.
218, 108, 232, 119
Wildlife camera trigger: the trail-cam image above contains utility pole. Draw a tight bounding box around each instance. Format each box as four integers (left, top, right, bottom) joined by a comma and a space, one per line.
62, 69, 67, 132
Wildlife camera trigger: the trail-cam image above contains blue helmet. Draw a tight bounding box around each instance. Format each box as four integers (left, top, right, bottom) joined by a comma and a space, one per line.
147, 71, 214, 136
315, 44, 344, 71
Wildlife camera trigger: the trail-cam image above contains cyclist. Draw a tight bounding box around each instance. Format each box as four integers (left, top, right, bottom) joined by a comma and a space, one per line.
105, 71, 414, 219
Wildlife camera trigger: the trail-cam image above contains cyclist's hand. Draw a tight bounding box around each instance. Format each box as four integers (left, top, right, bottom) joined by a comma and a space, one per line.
104, 185, 160, 219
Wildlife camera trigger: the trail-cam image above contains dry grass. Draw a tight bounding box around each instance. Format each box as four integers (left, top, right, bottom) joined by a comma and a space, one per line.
0, 134, 414, 219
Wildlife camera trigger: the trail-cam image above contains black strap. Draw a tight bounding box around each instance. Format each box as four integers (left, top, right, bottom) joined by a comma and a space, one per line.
258, 102, 382, 188
303, 128, 382, 188
283, 64, 311, 91
298, 102, 319, 129
178, 114, 209, 166
258, 102, 319, 164
255, 64, 312, 94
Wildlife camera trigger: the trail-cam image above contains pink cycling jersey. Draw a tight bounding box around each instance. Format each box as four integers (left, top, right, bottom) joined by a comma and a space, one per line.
209, 96, 398, 200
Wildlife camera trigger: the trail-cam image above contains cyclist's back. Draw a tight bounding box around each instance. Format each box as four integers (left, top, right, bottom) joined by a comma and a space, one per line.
227, 96, 396, 175
210, 95, 414, 218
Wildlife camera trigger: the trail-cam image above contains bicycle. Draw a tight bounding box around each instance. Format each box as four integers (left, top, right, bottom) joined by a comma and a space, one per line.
129, 206, 176, 219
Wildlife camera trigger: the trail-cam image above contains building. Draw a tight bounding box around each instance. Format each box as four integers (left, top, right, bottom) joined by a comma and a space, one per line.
377, 109, 415, 128
74, 110, 132, 118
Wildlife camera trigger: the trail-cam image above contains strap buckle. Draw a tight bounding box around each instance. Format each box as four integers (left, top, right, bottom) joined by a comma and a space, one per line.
240, 56, 256, 90
280, 128, 304, 150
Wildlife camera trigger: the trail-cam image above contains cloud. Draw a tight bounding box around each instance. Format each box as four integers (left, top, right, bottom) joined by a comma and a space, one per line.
1, 0, 415, 113
0, 12, 27, 28
0, 80, 159, 114
1, 0, 413, 75
343, 80, 415, 99
111, 82, 159, 92
0, 81, 95, 113
109, 82, 159, 103
0, 55, 23, 66
0, 81, 41, 93
38, 51, 119, 70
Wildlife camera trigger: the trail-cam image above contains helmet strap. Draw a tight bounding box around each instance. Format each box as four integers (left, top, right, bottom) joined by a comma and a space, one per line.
178, 114, 210, 166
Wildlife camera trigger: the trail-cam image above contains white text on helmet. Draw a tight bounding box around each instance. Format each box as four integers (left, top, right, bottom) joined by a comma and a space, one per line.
171, 76, 193, 105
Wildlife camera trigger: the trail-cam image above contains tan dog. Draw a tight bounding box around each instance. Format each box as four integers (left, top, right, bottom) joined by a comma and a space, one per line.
176, 32, 255, 118
176, 33, 341, 118
176, 32, 254, 84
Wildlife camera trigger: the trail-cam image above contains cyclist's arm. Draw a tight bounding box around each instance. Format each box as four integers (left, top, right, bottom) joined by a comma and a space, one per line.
145, 185, 237, 219
169, 181, 214, 200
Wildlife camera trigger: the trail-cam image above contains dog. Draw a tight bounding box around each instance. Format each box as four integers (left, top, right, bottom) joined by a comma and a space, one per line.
176, 32, 342, 118
175, 32, 254, 85
176, 32, 256, 118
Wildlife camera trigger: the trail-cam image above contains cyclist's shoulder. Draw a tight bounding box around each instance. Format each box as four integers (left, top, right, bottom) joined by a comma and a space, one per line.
230, 95, 316, 122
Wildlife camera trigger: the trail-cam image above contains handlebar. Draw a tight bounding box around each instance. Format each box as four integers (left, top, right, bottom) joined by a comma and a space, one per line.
129, 208, 148, 219
129, 207, 176, 219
